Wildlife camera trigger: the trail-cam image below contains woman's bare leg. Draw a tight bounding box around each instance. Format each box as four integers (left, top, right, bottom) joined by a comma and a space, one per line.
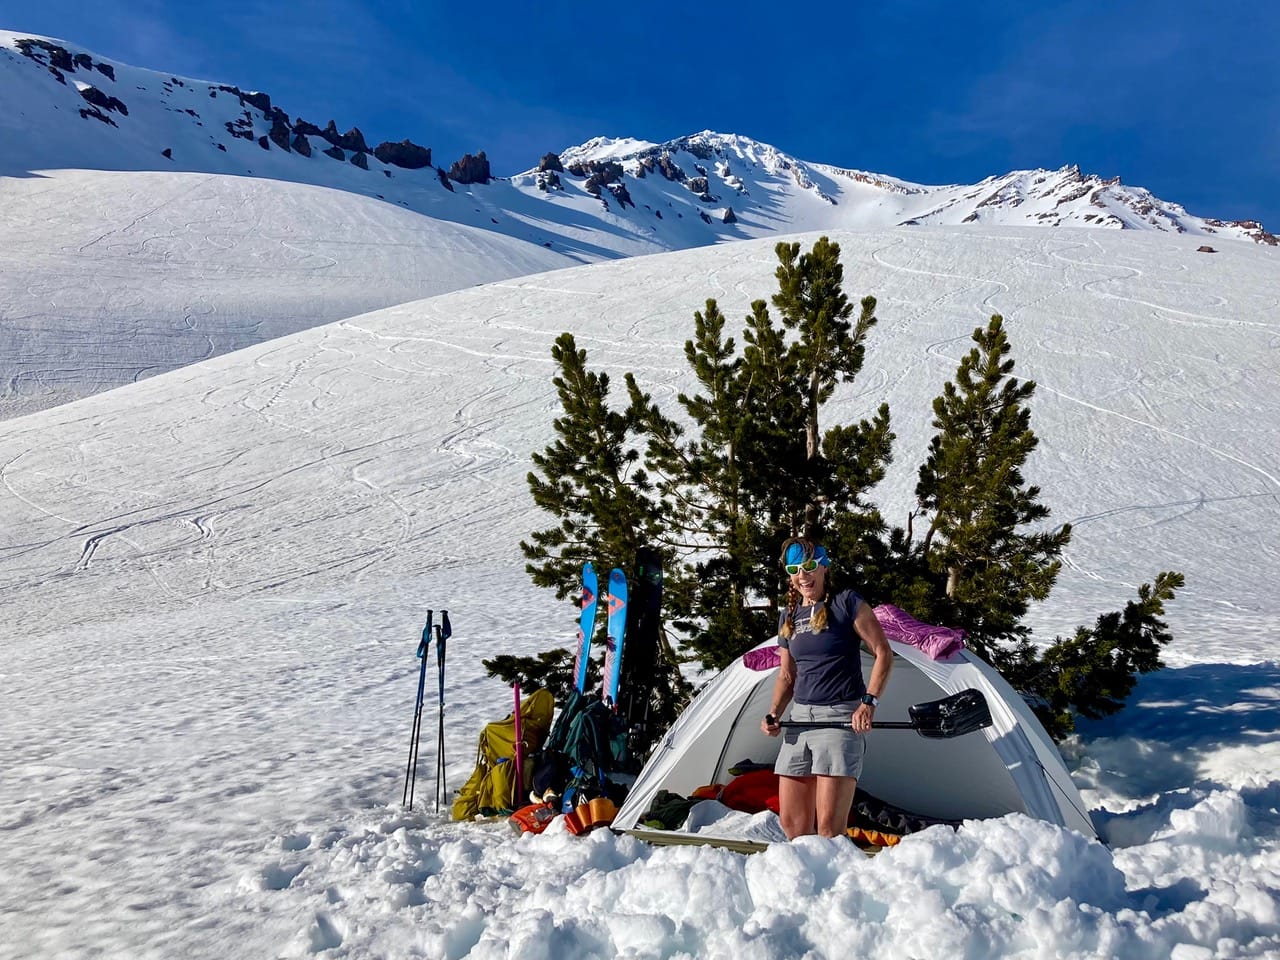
815, 776, 857, 838
779, 775, 817, 839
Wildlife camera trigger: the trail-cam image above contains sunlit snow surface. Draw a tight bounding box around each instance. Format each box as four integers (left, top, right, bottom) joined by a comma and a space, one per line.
3, 227, 1279, 958
0, 169, 577, 418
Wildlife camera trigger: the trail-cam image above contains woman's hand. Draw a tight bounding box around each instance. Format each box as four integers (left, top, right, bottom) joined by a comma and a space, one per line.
762, 714, 781, 737
851, 703, 874, 733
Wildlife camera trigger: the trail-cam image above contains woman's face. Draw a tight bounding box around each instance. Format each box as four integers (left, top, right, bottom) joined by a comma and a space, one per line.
789, 563, 826, 603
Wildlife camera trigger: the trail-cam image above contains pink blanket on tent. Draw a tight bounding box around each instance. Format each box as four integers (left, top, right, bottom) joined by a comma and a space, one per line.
741, 603, 966, 671
872, 603, 966, 659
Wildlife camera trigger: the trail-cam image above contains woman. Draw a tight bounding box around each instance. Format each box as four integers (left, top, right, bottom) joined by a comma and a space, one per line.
761, 536, 893, 839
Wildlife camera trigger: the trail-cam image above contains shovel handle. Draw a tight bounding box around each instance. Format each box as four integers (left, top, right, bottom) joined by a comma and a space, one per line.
768, 689, 992, 739
778, 721, 916, 730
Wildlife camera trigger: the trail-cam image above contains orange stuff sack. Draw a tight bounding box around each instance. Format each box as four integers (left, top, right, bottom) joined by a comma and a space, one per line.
847, 826, 903, 847
509, 802, 558, 835
718, 769, 780, 814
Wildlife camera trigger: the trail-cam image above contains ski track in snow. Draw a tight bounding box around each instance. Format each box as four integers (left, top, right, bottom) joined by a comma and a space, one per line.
2, 226, 1280, 958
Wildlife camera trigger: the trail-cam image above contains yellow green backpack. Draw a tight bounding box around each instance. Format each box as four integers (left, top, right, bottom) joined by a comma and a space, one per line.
452, 688, 555, 820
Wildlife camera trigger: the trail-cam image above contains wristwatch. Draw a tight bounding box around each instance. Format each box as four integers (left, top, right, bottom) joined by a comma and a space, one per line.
861, 693, 879, 707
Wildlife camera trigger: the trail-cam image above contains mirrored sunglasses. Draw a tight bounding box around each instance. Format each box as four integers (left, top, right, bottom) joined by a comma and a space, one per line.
784, 559, 821, 575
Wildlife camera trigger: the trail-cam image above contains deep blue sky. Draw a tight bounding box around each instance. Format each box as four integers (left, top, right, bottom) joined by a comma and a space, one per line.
8, 1, 1278, 228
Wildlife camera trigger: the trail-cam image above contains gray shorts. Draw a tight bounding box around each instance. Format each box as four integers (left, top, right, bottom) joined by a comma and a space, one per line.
774, 702, 866, 778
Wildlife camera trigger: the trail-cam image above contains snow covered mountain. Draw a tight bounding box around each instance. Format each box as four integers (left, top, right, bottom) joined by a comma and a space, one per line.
5, 29, 1280, 960
3, 29, 1276, 418
4, 31, 1273, 251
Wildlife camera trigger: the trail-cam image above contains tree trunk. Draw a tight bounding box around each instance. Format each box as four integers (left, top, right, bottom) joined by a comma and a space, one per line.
806, 370, 821, 460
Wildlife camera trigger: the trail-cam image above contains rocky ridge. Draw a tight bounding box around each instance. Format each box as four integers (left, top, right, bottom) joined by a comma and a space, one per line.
2, 33, 1273, 248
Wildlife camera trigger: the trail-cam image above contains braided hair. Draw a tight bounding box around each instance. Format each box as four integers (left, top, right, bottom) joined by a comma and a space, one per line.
778, 536, 832, 639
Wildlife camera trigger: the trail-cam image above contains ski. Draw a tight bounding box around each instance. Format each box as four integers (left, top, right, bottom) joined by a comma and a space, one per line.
620, 546, 663, 762
623, 828, 770, 855
574, 562, 598, 693
601, 568, 628, 708
623, 828, 880, 857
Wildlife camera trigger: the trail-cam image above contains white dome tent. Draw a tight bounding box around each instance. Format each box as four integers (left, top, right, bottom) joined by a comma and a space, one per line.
613, 624, 1098, 844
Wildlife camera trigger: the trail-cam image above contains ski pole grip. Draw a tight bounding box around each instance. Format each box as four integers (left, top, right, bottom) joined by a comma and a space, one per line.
765, 714, 777, 725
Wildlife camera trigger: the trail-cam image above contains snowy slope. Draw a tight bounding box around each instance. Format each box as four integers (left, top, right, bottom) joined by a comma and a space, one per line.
4, 29, 1276, 420
3, 227, 1279, 959
0, 168, 576, 418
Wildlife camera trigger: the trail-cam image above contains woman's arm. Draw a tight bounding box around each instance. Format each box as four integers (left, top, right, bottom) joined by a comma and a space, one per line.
762, 647, 797, 736
855, 601, 892, 699
851, 600, 893, 732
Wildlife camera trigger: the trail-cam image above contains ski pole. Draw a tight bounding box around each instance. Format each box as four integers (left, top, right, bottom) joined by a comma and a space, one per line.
513, 682, 526, 810
403, 610, 433, 809
435, 610, 451, 813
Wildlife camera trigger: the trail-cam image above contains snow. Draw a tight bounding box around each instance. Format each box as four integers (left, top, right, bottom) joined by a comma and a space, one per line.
4, 29, 1273, 419
0, 168, 576, 418
3, 221, 1280, 958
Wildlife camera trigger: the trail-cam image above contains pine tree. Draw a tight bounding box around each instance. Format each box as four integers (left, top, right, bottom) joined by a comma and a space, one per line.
623, 240, 892, 667
1005, 572, 1184, 738
521, 332, 666, 597
628, 298, 796, 667
772, 237, 878, 465
912, 314, 1072, 658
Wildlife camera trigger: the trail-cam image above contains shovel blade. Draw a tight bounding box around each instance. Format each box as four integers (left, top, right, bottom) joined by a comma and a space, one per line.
908, 688, 993, 739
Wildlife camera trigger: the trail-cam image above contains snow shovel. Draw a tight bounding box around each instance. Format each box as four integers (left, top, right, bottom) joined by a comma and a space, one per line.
775, 688, 992, 739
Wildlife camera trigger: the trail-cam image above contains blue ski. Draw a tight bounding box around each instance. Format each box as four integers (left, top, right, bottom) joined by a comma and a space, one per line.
601, 568, 628, 708
574, 562, 598, 693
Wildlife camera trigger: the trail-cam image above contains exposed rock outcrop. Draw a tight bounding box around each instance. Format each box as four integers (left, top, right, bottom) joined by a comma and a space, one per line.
78, 86, 128, 116
268, 110, 293, 151
607, 182, 634, 209
373, 139, 432, 169
688, 176, 715, 202
224, 113, 255, 141
568, 160, 627, 204
15, 38, 101, 83
214, 85, 273, 116
656, 154, 686, 183
79, 106, 116, 126
448, 151, 491, 185
317, 121, 368, 153
336, 126, 369, 154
